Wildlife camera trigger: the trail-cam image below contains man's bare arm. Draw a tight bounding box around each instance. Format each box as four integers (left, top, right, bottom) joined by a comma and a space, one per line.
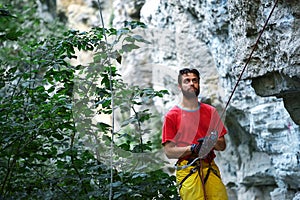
163, 141, 192, 159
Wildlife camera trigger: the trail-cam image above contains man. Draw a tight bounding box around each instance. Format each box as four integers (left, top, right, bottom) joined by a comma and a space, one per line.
162, 68, 228, 200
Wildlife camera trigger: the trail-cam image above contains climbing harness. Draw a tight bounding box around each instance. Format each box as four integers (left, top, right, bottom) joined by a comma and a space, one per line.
178, 163, 200, 190
203, 163, 220, 184
178, 158, 221, 190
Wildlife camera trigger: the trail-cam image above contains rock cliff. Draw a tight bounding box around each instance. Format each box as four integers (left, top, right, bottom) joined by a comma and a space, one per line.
46, 0, 299, 199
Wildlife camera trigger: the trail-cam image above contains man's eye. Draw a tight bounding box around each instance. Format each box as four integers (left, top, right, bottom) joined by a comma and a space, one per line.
183, 79, 198, 84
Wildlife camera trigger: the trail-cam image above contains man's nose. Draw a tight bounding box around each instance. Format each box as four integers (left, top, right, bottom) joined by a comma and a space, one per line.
189, 80, 195, 85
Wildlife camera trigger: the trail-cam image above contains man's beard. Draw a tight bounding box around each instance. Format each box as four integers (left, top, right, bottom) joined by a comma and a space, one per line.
182, 87, 200, 99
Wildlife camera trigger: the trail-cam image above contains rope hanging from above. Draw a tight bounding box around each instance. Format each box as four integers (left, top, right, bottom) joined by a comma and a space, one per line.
219, 0, 280, 122
178, 0, 280, 170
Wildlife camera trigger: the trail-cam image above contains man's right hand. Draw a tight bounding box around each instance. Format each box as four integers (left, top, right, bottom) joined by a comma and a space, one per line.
190, 138, 204, 154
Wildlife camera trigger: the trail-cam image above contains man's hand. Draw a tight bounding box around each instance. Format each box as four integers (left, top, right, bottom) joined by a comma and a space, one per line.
190, 138, 204, 154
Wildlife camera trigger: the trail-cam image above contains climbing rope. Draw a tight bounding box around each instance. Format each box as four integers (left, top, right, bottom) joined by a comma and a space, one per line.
204, 0, 280, 159
177, 0, 279, 170
218, 0, 279, 122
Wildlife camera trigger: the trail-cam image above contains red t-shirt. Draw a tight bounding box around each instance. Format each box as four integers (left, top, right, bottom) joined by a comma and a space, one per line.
162, 102, 227, 146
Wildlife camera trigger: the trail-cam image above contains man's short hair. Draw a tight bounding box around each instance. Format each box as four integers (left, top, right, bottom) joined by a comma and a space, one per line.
178, 68, 200, 85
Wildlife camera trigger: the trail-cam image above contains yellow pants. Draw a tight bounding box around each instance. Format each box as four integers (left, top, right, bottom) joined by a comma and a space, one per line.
176, 160, 228, 200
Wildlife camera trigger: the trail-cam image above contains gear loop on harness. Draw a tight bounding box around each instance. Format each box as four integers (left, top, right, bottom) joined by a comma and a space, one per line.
178, 161, 201, 191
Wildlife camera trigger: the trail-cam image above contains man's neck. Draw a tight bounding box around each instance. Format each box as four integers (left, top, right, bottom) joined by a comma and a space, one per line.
180, 98, 199, 110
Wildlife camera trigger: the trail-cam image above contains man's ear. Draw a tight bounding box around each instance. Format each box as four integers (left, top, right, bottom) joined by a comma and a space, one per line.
178, 84, 182, 90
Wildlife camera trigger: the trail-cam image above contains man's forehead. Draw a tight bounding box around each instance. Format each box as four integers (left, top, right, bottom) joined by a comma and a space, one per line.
182, 73, 198, 78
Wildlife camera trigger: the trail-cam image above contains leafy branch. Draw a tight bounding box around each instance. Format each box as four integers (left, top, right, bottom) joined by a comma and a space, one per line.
0, 1, 179, 199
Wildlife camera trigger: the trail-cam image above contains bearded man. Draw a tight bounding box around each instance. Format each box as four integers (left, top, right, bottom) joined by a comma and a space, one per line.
162, 68, 228, 200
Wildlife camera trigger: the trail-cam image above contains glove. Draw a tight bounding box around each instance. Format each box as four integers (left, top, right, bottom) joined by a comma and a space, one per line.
190, 138, 204, 155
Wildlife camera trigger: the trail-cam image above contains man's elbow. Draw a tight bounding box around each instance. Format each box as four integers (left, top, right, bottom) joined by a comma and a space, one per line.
218, 144, 226, 151
163, 142, 175, 159
164, 148, 174, 159
215, 141, 226, 151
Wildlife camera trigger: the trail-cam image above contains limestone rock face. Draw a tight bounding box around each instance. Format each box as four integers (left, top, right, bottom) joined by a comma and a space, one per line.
51, 0, 299, 199
112, 0, 300, 199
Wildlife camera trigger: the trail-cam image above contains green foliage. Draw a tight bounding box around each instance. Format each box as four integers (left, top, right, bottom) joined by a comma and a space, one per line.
0, 1, 178, 199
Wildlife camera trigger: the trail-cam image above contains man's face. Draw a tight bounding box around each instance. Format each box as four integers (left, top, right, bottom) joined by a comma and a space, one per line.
179, 73, 200, 98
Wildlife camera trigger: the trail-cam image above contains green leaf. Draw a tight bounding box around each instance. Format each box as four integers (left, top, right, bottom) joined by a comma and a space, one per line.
121, 43, 140, 52
56, 160, 66, 169
52, 133, 64, 140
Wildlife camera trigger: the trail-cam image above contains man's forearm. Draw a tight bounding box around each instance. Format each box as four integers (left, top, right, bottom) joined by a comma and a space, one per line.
164, 145, 192, 159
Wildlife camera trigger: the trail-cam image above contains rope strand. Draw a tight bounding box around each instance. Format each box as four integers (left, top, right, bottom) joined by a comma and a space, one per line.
199, 162, 207, 200
218, 0, 279, 122
203, 0, 280, 156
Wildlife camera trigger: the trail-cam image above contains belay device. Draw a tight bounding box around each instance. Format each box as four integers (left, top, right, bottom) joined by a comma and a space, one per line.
198, 130, 218, 159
